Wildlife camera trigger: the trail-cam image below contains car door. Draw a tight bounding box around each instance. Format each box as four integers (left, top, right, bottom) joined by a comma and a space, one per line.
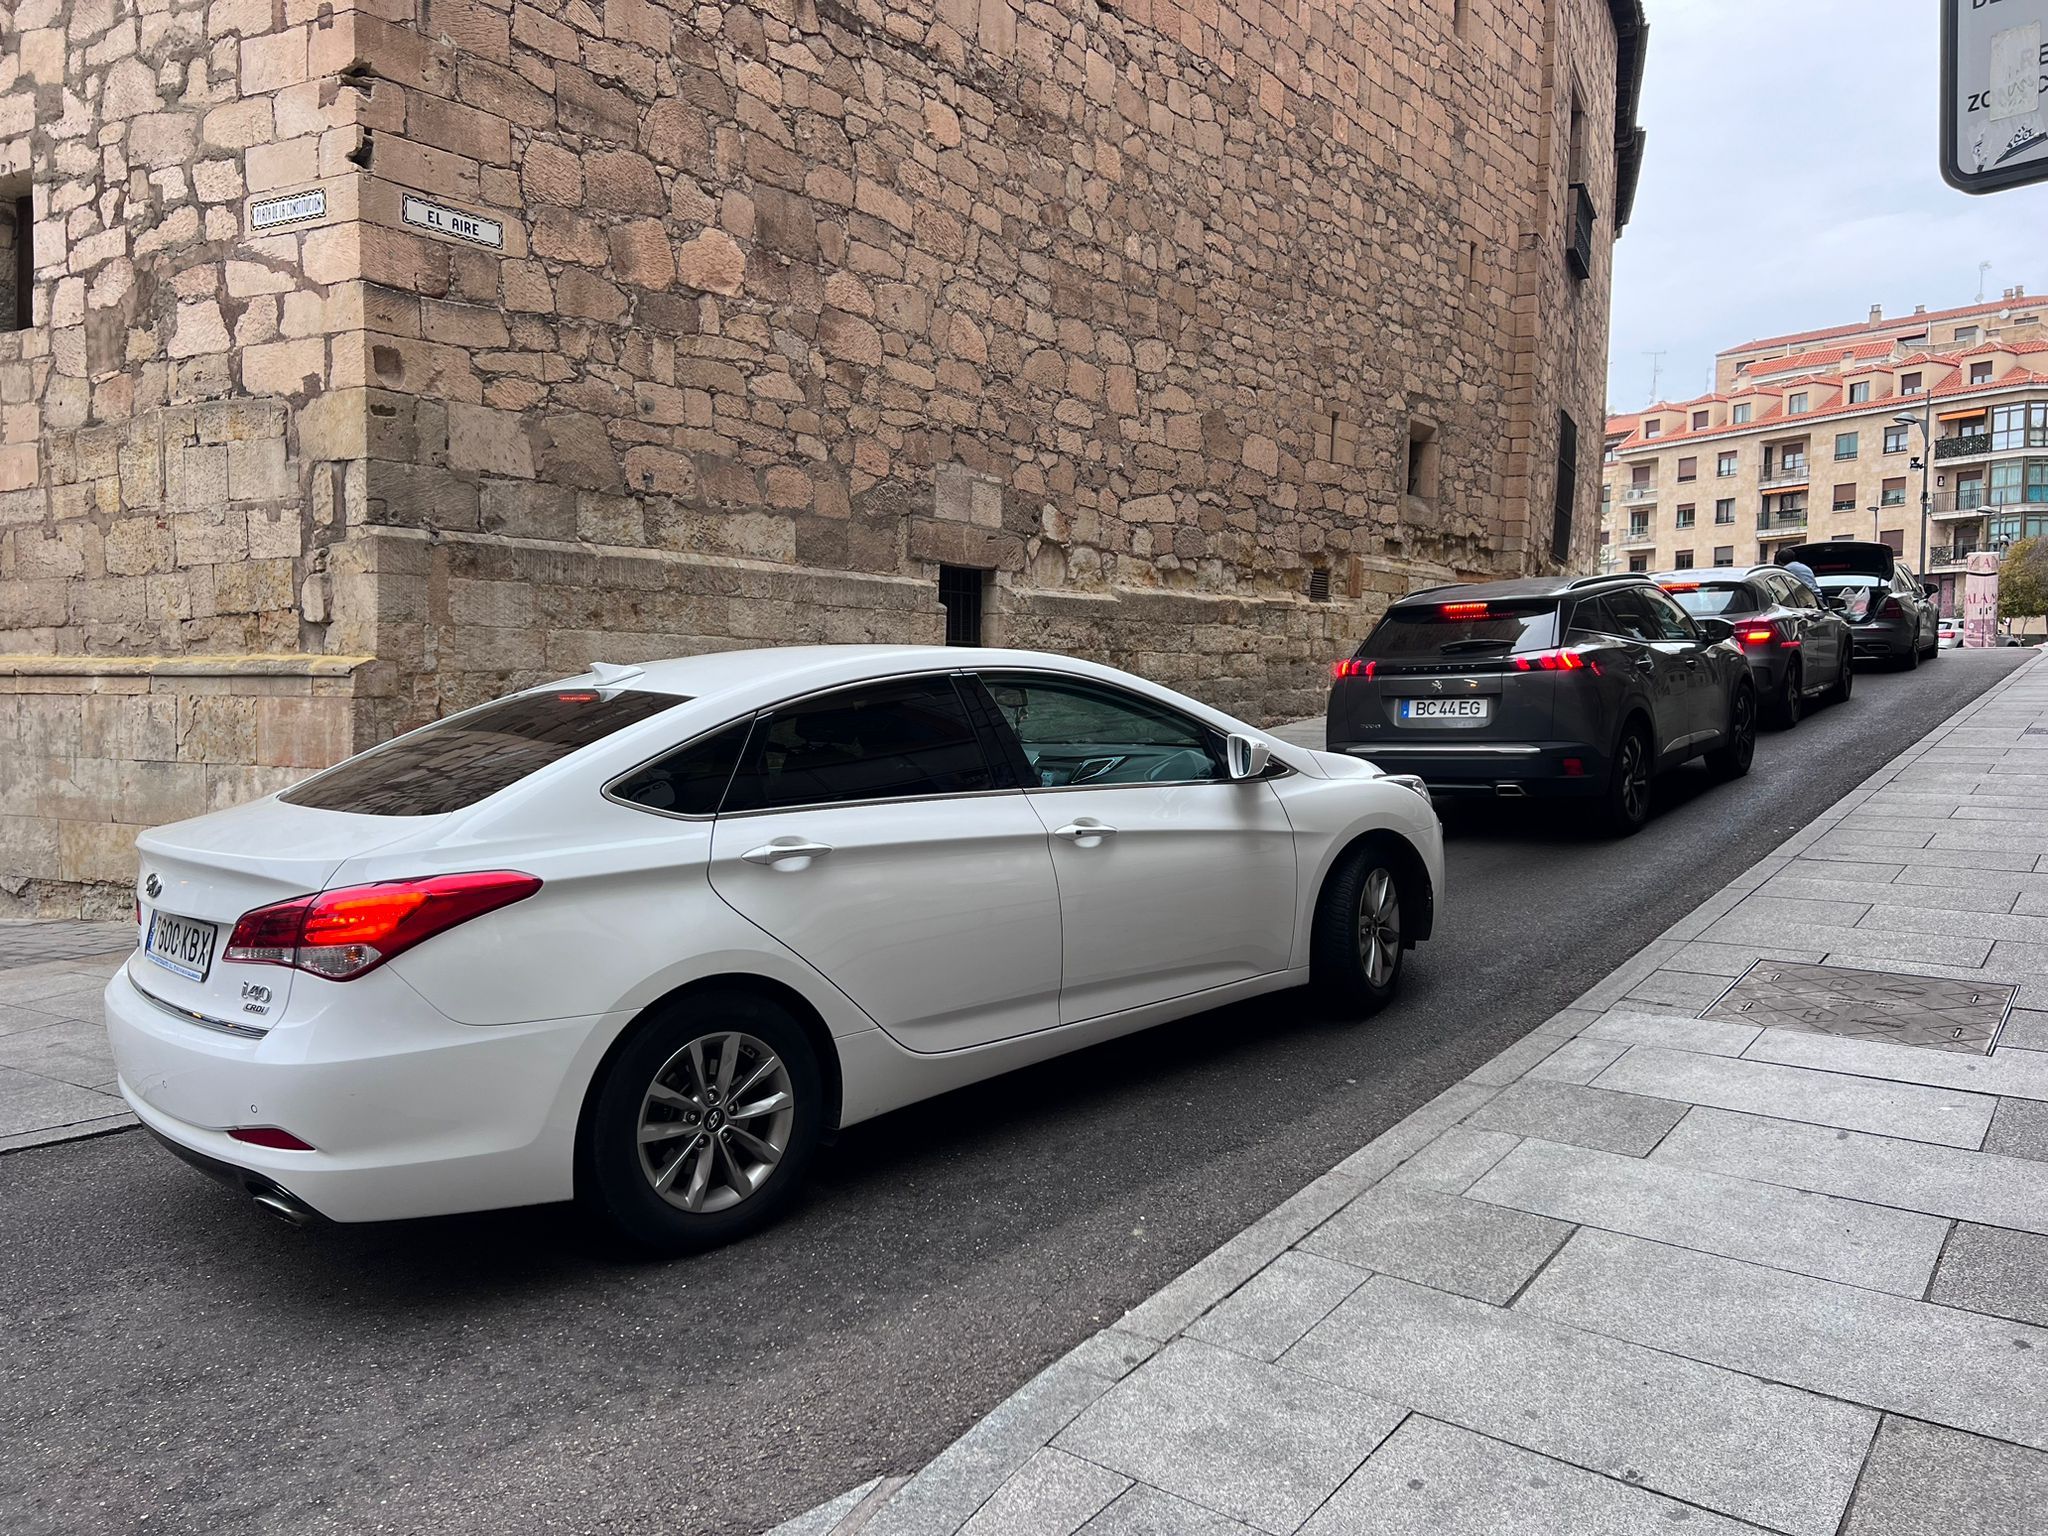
1603, 587, 1699, 755
974, 671, 1299, 1025
1778, 575, 1839, 680
705, 674, 1065, 1053
1636, 583, 1725, 743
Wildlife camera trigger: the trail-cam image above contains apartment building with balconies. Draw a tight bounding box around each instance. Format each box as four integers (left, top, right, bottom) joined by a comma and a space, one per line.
1601, 305, 2048, 608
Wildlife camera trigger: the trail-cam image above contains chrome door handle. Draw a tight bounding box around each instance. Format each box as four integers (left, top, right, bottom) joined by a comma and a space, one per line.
742, 840, 833, 866
1052, 821, 1118, 842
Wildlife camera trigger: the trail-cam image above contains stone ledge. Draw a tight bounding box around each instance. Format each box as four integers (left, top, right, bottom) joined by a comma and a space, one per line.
0, 654, 376, 680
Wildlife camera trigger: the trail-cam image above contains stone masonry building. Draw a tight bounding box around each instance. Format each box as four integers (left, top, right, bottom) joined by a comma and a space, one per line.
0, 0, 1646, 915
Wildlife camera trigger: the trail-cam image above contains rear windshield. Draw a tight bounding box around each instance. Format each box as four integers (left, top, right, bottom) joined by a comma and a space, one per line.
1361, 601, 1559, 659
282, 689, 686, 816
1664, 583, 1755, 618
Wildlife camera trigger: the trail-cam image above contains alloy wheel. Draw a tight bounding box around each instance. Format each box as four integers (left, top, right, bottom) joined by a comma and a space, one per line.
1732, 685, 1757, 768
1618, 735, 1649, 823
1356, 867, 1402, 989
636, 1031, 795, 1214
1780, 663, 1801, 725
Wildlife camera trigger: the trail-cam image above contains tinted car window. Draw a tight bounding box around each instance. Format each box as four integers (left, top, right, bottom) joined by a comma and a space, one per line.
1601, 588, 1663, 642
724, 678, 993, 812
1635, 586, 1700, 641
983, 675, 1223, 786
610, 719, 753, 816
281, 689, 686, 817
1567, 596, 1620, 638
1361, 601, 1560, 659
1665, 582, 1755, 618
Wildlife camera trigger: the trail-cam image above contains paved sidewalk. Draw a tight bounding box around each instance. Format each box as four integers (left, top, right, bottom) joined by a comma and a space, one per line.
773, 651, 2048, 1536
0, 921, 134, 1151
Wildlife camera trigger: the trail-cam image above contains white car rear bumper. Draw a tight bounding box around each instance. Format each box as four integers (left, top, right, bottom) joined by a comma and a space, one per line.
105, 964, 614, 1223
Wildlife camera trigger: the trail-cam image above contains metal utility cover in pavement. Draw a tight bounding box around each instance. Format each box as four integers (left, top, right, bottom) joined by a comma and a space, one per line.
1704, 961, 2017, 1055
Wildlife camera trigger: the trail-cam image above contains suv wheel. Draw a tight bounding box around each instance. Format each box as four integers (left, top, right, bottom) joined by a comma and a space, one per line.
1600, 723, 1653, 837
1823, 649, 1853, 705
1706, 681, 1757, 780
579, 988, 824, 1254
1311, 841, 1407, 1017
1901, 636, 1920, 671
1771, 659, 1803, 728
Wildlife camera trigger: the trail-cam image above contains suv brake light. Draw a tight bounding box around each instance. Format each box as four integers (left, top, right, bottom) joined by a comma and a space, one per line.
1878, 595, 1906, 620
1512, 648, 1595, 673
1331, 659, 1376, 680
225, 871, 542, 980
1738, 625, 1778, 646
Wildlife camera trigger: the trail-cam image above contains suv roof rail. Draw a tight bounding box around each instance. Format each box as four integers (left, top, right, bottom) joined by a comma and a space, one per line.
1566, 572, 1646, 589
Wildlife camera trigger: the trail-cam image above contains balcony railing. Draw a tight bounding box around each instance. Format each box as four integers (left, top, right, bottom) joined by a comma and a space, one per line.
1759, 465, 1809, 489
1566, 183, 1596, 281
1932, 491, 1985, 517
1621, 525, 1656, 546
1757, 509, 1809, 532
1621, 485, 1657, 503
1935, 433, 1993, 461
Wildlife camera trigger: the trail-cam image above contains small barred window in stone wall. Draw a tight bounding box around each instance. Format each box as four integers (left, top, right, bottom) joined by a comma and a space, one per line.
1552, 411, 1580, 563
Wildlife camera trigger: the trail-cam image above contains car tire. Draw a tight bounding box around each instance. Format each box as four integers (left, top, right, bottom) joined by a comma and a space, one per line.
1310, 840, 1407, 1018
1901, 637, 1920, 671
1822, 649, 1853, 705
578, 988, 824, 1254
1598, 721, 1653, 837
1770, 658, 1802, 728
1705, 680, 1757, 781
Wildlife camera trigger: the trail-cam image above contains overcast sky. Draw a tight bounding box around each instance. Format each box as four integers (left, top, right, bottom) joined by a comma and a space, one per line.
1607, 0, 2048, 412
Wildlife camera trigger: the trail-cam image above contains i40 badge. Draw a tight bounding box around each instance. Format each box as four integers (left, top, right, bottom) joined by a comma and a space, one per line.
241, 981, 273, 1015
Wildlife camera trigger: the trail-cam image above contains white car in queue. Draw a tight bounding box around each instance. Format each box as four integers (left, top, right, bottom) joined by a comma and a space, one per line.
108, 646, 1443, 1251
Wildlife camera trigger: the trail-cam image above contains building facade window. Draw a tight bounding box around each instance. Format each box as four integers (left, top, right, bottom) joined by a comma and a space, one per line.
1673, 550, 1695, 570
1956, 326, 1979, 343
1677, 456, 1697, 482
0, 193, 29, 333
1881, 477, 1907, 507
1692, 410, 1709, 429
1901, 372, 1922, 394
1627, 553, 1649, 573
1848, 380, 1870, 404
1832, 482, 1857, 512
1990, 402, 2048, 451
1957, 473, 1984, 510
1971, 362, 1993, 384
1713, 546, 1734, 566
1714, 498, 1735, 524
1884, 425, 1909, 453
1642, 418, 1661, 438
1550, 410, 1578, 563
1406, 417, 1441, 501
1834, 432, 1858, 459
1732, 403, 1751, 424
1675, 503, 1695, 529
1716, 451, 1737, 477
1880, 528, 1904, 553
1787, 392, 1809, 414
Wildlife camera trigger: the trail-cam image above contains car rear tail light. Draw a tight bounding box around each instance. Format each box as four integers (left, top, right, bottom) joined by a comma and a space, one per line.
1739, 625, 1778, 646
1331, 658, 1376, 680
1512, 648, 1595, 672
229, 1126, 315, 1151
224, 871, 542, 981
1562, 757, 1585, 777
1878, 595, 1906, 620
1440, 602, 1490, 619
1660, 582, 1700, 593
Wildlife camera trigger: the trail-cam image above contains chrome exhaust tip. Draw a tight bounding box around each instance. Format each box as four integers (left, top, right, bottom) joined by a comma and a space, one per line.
1493, 783, 1528, 798
249, 1182, 318, 1228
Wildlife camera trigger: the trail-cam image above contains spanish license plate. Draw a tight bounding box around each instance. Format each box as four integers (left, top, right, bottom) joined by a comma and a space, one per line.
1399, 697, 1490, 722
145, 909, 218, 982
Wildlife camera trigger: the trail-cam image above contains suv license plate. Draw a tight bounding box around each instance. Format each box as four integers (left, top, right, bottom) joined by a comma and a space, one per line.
1400, 698, 1490, 722
145, 910, 219, 982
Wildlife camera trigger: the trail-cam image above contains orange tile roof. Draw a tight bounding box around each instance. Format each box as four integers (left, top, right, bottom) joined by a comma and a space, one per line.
1605, 367, 2048, 453
1722, 291, 2042, 356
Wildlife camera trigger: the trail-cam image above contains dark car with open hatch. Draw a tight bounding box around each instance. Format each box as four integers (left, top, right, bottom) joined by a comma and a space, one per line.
1326, 574, 1758, 835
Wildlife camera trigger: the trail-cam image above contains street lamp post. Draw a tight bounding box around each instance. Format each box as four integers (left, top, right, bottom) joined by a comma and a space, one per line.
1893, 400, 1934, 572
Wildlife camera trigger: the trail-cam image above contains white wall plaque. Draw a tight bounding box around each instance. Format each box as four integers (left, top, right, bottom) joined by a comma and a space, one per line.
401, 195, 505, 249
248, 190, 328, 229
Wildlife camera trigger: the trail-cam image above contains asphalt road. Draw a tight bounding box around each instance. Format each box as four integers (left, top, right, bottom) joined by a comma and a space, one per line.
0, 647, 2030, 1536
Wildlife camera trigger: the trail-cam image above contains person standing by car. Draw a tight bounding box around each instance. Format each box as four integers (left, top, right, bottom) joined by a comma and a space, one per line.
1781, 557, 1823, 598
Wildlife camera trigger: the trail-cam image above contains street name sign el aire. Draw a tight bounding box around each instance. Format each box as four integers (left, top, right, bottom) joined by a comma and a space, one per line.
1944, 0, 2048, 192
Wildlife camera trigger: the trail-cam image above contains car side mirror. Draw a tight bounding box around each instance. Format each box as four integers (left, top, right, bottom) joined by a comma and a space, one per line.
1226, 733, 1273, 781
1922, 582, 1938, 599
1697, 617, 1735, 643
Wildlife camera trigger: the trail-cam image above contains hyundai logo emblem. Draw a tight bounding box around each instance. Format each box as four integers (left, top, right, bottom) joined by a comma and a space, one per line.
1431, 679, 1444, 693
144, 873, 161, 899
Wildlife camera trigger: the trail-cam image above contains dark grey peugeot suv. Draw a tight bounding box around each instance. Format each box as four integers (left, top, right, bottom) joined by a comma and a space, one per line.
1326, 575, 1758, 834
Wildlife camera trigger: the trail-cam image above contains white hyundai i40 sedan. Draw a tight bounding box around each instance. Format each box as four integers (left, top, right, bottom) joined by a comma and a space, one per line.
107, 646, 1442, 1251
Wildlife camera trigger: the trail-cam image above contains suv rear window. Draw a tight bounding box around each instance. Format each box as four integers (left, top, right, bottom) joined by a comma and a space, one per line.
282, 689, 686, 816
1662, 582, 1756, 618
1361, 600, 1559, 659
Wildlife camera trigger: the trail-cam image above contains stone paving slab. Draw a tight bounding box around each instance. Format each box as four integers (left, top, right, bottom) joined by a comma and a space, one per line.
1280, 1276, 1875, 1536
1298, 1415, 1768, 1536
1076, 1485, 1254, 1536
1840, 1417, 2048, 1536
1466, 1137, 1949, 1296
1521, 1229, 2048, 1452
1457, 1077, 1687, 1156
1589, 1043, 1997, 1147
1742, 1026, 2048, 1100
1184, 1251, 1369, 1363
1928, 1223, 2048, 1328
1054, 1340, 1404, 1536
1297, 1183, 1572, 1305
